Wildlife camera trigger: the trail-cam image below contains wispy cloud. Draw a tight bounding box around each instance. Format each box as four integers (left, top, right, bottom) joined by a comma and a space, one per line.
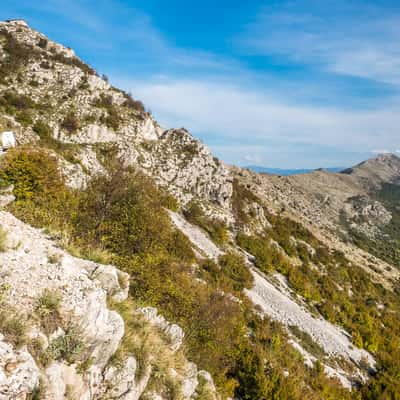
238, 0, 400, 85
371, 149, 392, 154
118, 76, 400, 167
2, 0, 399, 168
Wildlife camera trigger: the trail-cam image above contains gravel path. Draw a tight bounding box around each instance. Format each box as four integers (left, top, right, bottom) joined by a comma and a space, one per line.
245, 268, 375, 367
168, 211, 222, 259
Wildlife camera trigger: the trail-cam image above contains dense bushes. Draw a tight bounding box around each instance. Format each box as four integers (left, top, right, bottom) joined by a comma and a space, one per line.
235, 193, 400, 398
199, 252, 253, 294
3, 147, 400, 399
74, 168, 194, 261
0, 147, 64, 201
122, 91, 145, 112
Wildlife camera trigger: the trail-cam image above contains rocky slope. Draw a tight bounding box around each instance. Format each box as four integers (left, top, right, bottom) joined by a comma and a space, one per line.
232, 153, 400, 285
1, 19, 400, 400
0, 19, 232, 209
234, 153, 400, 238
0, 208, 217, 400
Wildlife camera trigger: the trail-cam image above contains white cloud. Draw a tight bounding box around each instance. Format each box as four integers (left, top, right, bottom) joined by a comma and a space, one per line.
243, 154, 262, 163
126, 77, 400, 145
239, 1, 400, 85
371, 149, 392, 154
116, 76, 400, 166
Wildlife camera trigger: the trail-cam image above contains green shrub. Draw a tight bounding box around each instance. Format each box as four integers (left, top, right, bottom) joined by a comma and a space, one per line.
237, 233, 288, 273
45, 326, 84, 364
218, 252, 253, 292
0, 91, 36, 110
160, 191, 179, 212
37, 38, 48, 48
122, 92, 145, 112
0, 147, 64, 201
33, 120, 52, 139
0, 311, 27, 347
231, 179, 260, 225
0, 226, 7, 252
16, 110, 33, 127
73, 166, 194, 261
94, 93, 122, 130
35, 289, 62, 335
61, 112, 79, 134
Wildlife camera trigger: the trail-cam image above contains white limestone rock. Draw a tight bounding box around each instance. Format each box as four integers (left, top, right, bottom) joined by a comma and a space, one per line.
168, 211, 223, 260
0, 211, 129, 398
100, 356, 151, 400
137, 116, 163, 141
139, 307, 184, 352
180, 362, 199, 399
0, 337, 40, 400
85, 262, 129, 302
45, 361, 89, 400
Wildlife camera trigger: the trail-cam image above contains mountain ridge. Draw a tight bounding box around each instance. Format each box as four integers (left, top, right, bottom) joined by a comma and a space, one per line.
245, 165, 345, 175
0, 19, 400, 400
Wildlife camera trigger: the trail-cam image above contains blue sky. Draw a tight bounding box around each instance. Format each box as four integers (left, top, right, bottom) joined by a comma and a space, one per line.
1, 0, 400, 168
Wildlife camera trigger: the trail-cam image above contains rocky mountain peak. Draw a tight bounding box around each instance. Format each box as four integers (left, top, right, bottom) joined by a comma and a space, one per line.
0, 19, 233, 209
1, 19, 400, 400
341, 153, 400, 187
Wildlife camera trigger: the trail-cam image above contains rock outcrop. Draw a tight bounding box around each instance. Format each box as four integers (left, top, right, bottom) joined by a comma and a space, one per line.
1, 18, 400, 399
0, 209, 218, 400
0, 20, 233, 210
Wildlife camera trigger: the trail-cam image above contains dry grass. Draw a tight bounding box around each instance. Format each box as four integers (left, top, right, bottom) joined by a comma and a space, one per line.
0, 225, 8, 252
0, 310, 27, 348
194, 375, 216, 400
35, 289, 62, 335
63, 242, 113, 265
109, 297, 187, 398
47, 252, 62, 264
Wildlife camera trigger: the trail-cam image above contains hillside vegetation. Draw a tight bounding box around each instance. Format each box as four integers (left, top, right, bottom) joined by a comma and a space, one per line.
0, 20, 400, 400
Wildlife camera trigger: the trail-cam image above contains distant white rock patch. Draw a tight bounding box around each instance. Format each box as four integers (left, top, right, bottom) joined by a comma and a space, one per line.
168, 210, 223, 259
246, 268, 375, 386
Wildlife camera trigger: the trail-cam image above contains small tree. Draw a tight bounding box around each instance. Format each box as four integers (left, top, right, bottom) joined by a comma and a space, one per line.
61, 112, 79, 134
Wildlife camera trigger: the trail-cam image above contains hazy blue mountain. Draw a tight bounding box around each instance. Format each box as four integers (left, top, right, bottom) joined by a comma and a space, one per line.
245, 166, 345, 175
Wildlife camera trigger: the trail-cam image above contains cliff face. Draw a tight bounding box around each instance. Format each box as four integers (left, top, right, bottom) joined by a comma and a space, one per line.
1, 19, 400, 400
0, 20, 232, 210
0, 208, 217, 399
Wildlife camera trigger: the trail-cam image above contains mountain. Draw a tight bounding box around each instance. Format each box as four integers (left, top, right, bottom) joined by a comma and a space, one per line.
0, 20, 400, 400
245, 165, 345, 175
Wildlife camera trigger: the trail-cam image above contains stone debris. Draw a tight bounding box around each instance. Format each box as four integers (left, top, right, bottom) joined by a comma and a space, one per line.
168, 210, 223, 259
139, 307, 185, 352
0, 335, 40, 400
246, 267, 375, 386
0, 209, 218, 399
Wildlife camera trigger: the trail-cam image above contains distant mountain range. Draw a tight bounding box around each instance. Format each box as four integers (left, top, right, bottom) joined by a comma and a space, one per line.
245, 166, 345, 175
